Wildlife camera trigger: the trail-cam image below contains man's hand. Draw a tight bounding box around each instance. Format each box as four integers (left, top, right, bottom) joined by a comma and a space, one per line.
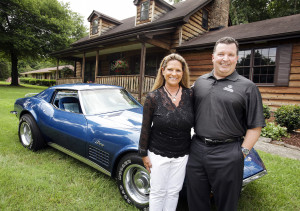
142, 156, 152, 173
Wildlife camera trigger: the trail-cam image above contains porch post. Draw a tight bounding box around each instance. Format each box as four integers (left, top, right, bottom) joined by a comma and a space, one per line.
82, 52, 86, 83
138, 42, 146, 102
56, 59, 59, 80
74, 60, 77, 77
95, 50, 99, 82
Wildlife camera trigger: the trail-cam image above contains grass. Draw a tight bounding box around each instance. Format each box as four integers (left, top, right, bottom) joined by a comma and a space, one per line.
0, 81, 299, 210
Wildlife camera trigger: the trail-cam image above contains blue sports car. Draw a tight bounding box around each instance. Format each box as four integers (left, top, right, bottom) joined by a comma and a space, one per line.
11, 83, 267, 210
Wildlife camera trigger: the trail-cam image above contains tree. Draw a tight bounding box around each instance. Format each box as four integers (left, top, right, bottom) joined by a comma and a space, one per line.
230, 0, 300, 25
0, 0, 86, 86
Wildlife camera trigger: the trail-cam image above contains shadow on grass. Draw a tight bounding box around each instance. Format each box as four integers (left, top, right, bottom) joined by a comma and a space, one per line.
176, 182, 264, 211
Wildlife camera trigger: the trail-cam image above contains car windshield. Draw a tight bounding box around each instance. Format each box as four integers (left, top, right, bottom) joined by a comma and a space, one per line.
80, 89, 141, 115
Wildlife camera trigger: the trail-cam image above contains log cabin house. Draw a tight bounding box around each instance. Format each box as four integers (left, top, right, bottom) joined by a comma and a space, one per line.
51, 0, 300, 109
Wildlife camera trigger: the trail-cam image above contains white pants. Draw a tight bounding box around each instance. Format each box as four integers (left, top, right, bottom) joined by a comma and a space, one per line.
148, 151, 188, 211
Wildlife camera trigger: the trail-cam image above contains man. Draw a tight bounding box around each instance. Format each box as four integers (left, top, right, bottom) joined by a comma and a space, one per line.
186, 37, 266, 211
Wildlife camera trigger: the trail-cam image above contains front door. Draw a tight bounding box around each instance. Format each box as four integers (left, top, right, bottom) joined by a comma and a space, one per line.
84, 62, 95, 83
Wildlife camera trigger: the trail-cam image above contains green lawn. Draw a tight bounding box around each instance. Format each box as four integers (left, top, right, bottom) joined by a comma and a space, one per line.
0, 82, 299, 210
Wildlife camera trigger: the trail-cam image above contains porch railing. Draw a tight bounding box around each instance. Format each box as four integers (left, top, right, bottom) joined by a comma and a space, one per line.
95, 75, 155, 94
56, 75, 156, 95
56, 77, 83, 85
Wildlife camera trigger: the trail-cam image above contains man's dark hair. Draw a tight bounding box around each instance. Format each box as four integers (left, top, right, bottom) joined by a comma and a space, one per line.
213, 37, 239, 55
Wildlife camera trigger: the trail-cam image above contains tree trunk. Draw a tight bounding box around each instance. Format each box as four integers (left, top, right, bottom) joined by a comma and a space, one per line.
10, 51, 19, 86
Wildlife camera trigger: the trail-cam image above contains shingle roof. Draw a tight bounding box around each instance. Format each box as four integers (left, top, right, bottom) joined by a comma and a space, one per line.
20, 65, 74, 75
72, 0, 211, 46
87, 10, 122, 24
178, 13, 300, 50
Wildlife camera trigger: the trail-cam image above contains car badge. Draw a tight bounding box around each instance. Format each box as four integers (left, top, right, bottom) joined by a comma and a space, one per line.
95, 140, 104, 147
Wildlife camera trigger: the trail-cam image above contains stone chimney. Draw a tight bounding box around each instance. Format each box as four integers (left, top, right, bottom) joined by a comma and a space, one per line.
209, 0, 230, 29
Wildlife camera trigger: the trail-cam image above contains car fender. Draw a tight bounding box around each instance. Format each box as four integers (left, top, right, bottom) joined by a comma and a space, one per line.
110, 144, 139, 177
15, 98, 40, 121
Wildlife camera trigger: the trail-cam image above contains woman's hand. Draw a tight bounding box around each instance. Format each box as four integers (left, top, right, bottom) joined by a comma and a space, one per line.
142, 156, 152, 173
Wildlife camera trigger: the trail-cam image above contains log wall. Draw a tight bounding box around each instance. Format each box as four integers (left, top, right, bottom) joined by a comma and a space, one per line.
181, 42, 300, 110
181, 8, 210, 43
260, 42, 300, 110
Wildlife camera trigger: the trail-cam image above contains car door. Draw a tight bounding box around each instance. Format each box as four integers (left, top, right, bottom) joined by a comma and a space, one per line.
42, 90, 87, 157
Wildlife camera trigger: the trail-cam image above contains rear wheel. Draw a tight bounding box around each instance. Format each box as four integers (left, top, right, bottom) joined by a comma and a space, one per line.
18, 114, 45, 151
116, 153, 150, 210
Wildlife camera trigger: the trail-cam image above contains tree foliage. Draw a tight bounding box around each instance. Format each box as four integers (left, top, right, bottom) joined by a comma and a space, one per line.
230, 0, 300, 25
0, 0, 87, 85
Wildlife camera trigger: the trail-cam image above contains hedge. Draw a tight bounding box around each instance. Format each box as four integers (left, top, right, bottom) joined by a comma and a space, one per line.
20, 78, 56, 86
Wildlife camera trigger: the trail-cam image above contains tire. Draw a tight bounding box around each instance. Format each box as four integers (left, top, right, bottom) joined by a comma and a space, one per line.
116, 153, 150, 210
18, 114, 45, 151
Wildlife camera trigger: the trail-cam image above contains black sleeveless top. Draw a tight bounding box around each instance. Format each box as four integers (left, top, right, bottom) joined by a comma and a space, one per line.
138, 87, 194, 158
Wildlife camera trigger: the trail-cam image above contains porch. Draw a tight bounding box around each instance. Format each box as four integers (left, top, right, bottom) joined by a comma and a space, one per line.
56, 75, 156, 100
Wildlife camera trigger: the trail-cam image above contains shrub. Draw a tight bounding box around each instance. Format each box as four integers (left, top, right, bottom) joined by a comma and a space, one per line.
263, 104, 271, 119
261, 122, 289, 141
19, 78, 56, 86
50, 80, 56, 86
274, 105, 300, 132
29, 79, 37, 85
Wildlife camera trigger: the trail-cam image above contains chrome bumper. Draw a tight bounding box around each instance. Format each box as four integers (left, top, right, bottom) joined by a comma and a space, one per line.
242, 170, 267, 186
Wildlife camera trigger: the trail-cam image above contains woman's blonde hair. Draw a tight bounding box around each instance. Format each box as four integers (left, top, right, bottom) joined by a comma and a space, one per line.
151, 53, 190, 91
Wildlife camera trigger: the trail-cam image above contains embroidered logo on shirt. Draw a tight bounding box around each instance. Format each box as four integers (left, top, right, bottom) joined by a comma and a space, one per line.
223, 85, 234, 92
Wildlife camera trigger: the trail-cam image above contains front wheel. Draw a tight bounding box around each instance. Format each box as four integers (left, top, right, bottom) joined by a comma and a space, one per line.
116, 153, 150, 210
18, 114, 45, 151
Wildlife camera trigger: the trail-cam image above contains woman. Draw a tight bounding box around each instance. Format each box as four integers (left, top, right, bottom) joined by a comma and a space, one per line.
138, 53, 194, 211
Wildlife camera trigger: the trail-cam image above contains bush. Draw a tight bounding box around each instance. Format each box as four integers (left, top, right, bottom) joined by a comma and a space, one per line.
263, 104, 271, 119
19, 78, 56, 86
29, 78, 37, 85
274, 105, 300, 132
261, 122, 289, 141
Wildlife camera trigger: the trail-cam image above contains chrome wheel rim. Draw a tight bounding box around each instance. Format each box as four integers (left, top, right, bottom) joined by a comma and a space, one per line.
123, 164, 150, 205
20, 122, 32, 147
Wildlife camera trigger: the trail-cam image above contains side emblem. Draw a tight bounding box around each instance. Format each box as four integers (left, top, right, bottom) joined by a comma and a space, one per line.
95, 140, 104, 147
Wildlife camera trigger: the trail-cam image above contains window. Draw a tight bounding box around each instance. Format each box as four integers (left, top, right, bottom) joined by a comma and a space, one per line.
53, 90, 82, 113
130, 54, 164, 76
140, 1, 150, 21
92, 19, 99, 35
202, 9, 208, 30
237, 47, 277, 84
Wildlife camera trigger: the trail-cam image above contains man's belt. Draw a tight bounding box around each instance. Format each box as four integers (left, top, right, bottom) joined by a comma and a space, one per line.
197, 136, 242, 145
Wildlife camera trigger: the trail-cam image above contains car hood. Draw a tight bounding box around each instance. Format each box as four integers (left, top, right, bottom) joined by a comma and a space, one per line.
88, 107, 143, 130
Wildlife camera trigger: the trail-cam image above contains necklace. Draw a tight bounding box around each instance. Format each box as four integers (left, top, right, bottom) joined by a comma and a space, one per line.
164, 86, 180, 101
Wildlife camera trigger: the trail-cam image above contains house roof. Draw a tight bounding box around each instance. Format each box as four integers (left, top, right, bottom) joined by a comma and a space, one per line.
178, 13, 300, 50
71, 0, 211, 46
20, 65, 74, 75
134, 0, 176, 10
87, 10, 122, 24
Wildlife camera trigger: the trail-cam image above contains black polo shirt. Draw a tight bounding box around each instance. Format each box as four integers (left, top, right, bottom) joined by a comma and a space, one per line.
193, 70, 266, 140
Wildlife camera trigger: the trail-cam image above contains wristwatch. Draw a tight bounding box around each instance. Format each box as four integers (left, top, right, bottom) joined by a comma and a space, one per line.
241, 147, 250, 157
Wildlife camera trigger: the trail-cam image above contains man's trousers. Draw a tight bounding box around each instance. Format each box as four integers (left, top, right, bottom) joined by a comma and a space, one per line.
186, 136, 244, 211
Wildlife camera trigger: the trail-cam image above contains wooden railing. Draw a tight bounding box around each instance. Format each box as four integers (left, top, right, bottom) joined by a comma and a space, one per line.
56, 75, 155, 95
95, 75, 155, 94
56, 77, 83, 85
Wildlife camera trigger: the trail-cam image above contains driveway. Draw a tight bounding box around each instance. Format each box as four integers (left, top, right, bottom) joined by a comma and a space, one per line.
255, 137, 300, 161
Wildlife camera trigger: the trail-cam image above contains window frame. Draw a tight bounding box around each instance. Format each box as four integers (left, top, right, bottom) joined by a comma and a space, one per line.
92, 18, 99, 35
236, 46, 279, 86
140, 0, 150, 21
202, 9, 208, 30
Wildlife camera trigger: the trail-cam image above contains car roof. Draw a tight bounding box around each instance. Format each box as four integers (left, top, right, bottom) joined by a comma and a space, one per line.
51, 83, 122, 91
